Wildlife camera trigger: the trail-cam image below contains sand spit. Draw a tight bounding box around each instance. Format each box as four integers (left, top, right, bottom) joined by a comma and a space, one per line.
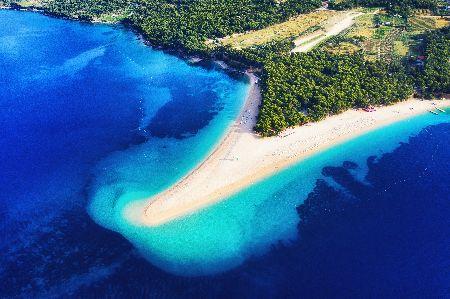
138, 76, 449, 226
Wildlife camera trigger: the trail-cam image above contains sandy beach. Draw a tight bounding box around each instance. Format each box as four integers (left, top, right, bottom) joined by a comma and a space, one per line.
138, 75, 450, 226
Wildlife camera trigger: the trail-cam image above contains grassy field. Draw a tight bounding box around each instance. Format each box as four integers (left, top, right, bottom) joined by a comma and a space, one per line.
322, 10, 449, 61
92, 11, 130, 23
217, 10, 339, 49
214, 6, 448, 63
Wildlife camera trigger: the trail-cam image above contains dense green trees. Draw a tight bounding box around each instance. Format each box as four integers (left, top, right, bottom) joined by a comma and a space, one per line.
4, 0, 446, 137
40, 0, 321, 52
46, 0, 132, 20
329, 0, 439, 15
132, 0, 321, 52
417, 27, 450, 96
217, 40, 293, 69
255, 52, 413, 136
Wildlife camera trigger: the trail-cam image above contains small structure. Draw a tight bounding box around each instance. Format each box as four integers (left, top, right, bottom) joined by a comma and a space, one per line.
363, 106, 376, 112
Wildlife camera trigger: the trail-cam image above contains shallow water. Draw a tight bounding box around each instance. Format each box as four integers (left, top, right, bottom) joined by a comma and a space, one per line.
1, 9, 449, 298
101, 108, 449, 276
0, 8, 247, 277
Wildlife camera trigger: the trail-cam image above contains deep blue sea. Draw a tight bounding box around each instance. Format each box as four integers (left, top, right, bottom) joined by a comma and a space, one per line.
1, 9, 449, 298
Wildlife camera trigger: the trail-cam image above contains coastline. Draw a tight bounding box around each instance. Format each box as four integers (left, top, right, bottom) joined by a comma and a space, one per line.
140, 84, 450, 226
0, 5, 253, 77
5, 7, 449, 227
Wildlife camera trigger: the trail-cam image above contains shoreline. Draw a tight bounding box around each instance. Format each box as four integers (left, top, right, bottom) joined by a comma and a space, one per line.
140, 89, 450, 226
139, 71, 262, 226
5, 6, 449, 226
0, 5, 254, 76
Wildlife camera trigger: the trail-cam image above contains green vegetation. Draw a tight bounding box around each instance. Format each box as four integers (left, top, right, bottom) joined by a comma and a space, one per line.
2, 0, 448, 137
218, 40, 294, 69
255, 52, 413, 135
45, 0, 131, 22
321, 10, 448, 61
1, 0, 43, 7
134, 0, 321, 52
329, 0, 439, 16
1, 0, 132, 21
36, 0, 320, 52
218, 10, 336, 49
417, 27, 450, 96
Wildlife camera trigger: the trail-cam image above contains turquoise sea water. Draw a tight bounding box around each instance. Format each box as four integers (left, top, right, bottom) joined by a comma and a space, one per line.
91, 104, 449, 275
0, 9, 249, 274
2, 9, 450, 297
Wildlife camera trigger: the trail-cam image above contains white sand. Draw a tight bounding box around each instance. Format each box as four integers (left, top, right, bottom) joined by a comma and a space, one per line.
138, 74, 449, 226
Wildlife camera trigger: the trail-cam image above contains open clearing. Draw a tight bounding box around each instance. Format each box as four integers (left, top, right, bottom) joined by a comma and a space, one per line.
322, 10, 449, 61
292, 10, 363, 52
218, 9, 339, 49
